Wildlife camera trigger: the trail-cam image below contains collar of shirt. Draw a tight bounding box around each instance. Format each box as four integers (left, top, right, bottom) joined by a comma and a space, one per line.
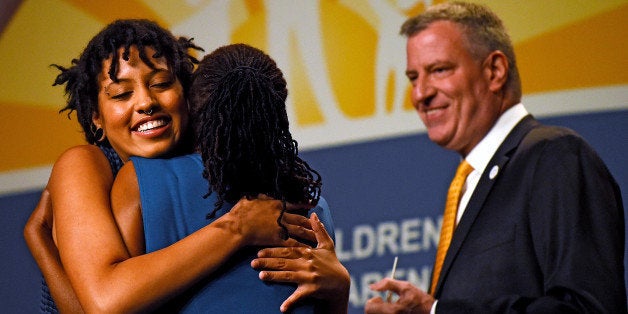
456, 103, 529, 223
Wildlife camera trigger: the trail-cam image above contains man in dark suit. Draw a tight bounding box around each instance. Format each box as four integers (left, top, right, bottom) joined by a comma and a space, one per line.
365, 2, 625, 313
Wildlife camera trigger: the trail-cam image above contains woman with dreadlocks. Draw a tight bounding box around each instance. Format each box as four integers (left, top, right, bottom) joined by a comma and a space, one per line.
111, 43, 350, 313
24, 21, 310, 313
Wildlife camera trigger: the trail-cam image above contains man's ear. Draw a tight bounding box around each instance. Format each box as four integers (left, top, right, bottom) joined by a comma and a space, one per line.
484, 50, 508, 93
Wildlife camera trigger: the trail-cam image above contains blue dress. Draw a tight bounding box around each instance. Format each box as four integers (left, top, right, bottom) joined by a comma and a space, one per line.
131, 153, 335, 313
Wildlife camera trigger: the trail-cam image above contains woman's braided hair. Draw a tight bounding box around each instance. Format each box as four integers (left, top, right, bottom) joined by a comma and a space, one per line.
190, 43, 322, 223
52, 19, 203, 147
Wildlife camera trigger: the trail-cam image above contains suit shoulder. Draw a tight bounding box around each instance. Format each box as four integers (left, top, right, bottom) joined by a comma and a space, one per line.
516, 124, 613, 179
520, 124, 593, 155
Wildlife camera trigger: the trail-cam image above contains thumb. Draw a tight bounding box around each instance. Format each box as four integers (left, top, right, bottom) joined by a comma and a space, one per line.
310, 213, 333, 250
34, 188, 53, 227
280, 286, 307, 313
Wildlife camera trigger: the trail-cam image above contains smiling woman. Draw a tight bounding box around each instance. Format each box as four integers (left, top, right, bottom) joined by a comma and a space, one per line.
24, 19, 200, 313
94, 45, 189, 162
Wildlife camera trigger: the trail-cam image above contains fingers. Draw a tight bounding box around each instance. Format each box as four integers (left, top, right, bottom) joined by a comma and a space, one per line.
368, 279, 434, 314
257, 246, 310, 259
254, 194, 313, 212
254, 193, 273, 201
24, 189, 55, 249
257, 269, 299, 283
252, 247, 312, 272
247, 195, 313, 222
253, 239, 351, 312
282, 213, 315, 243
310, 213, 334, 250
369, 278, 402, 294
282, 212, 311, 229
251, 248, 312, 283
28, 188, 54, 230
368, 278, 388, 292
232, 196, 319, 247
285, 201, 314, 213
364, 296, 387, 314
282, 237, 309, 248
40, 189, 53, 225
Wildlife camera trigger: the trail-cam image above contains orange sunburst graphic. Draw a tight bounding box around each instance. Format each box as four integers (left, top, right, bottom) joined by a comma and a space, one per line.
0, 0, 170, 172
516, 3, 628, 94
230, 0, 421, 126
318, 0, 377, 118
62, 0, 167, 26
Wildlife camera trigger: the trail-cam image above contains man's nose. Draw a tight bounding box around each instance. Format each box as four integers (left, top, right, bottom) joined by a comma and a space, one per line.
412, 76, 435, 108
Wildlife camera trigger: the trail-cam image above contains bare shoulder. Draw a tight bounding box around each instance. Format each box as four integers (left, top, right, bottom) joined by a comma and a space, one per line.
49, 145, 114, 190
54, 145, 108, 166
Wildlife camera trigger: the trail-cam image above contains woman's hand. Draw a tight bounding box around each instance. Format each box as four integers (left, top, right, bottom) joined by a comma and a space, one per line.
24, 189, 54, 247
251, 213, 350, 313
24, 188, 84, 313
225, 196, 314, 248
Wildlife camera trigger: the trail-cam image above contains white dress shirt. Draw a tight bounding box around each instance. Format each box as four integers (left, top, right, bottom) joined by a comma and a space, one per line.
457, 103, 529, 223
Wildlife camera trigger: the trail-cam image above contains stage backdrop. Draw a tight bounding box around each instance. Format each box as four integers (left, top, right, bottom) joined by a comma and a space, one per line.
1, 1, 626, 312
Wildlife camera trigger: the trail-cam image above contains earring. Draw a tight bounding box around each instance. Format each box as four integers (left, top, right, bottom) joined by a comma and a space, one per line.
91, 124, 106, 142
95, 128, 105, 142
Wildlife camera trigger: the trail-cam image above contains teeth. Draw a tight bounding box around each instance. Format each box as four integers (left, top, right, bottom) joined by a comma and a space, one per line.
426, 108, 444, 116
137, 119, 166, 132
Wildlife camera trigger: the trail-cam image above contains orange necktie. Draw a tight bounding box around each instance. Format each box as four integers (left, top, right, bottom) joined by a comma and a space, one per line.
430, 160, 474, 295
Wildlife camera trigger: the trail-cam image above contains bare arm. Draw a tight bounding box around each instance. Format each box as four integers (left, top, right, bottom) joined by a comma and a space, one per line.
52, 149, 299, 313
23, 188, 84, 313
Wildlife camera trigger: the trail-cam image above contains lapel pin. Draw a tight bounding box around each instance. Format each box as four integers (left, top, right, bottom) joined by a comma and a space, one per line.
489, 165, 499, 180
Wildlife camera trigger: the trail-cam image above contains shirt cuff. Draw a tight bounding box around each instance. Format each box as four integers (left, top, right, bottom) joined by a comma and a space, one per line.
430, 300, 438, 314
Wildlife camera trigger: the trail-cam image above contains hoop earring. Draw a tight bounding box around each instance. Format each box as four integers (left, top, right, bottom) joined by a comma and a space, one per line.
95, 128, 105, 142
91, 124, 106, 142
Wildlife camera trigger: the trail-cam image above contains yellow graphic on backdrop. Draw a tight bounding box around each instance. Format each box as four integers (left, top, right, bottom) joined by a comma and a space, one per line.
0, 0, 627, 174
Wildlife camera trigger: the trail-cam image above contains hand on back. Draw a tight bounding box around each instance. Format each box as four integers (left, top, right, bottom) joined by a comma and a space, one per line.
225, 195, 314, 248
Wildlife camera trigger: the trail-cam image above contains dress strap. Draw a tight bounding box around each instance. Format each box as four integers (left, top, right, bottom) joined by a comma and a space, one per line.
97, 144, 123, 176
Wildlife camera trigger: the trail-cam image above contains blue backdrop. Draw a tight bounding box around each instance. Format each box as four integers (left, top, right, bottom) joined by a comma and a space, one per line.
2, 110, 626, 313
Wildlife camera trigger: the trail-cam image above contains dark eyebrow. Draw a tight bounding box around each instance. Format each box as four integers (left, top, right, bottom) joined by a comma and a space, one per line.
405, 70, 417, 77
109, 66, 172, 86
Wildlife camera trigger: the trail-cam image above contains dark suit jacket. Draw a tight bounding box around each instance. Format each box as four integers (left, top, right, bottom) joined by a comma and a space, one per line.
434, 116, 626, 313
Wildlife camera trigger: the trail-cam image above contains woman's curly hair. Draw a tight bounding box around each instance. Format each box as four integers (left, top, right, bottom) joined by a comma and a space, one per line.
52, 19, 203, 147
189, 43, 322, 220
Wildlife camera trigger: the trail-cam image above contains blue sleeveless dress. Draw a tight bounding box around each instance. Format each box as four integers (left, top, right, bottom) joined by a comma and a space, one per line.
131, 153, 335, 313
